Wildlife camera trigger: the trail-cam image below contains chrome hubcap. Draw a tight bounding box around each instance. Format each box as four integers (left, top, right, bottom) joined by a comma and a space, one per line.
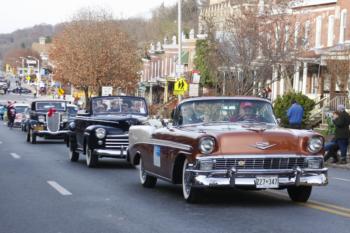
183, 160, 191, 198
139, 159, 146, 183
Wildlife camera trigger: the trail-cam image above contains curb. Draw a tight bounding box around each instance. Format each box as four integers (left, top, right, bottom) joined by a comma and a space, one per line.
325, 162, 350, 170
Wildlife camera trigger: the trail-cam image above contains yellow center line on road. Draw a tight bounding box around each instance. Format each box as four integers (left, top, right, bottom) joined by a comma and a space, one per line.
265, 190, 350, 218
298, 203, 350, 218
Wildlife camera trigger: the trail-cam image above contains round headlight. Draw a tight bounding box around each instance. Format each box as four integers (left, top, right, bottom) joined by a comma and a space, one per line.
68, 122, 76, 131
62, 114, 68, 122
95, 128, 106, 139
307, 137, 323, 153
199, 137, 215, 154
38, 115, 45, 123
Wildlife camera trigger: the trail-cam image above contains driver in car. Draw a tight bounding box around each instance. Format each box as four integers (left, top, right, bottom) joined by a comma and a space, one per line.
181, 105, 201, 125
231, 102, 259, 122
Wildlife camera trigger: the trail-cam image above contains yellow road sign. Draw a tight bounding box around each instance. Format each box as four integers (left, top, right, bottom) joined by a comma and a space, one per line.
174, 78, 188, 95
58, 88, 65, 96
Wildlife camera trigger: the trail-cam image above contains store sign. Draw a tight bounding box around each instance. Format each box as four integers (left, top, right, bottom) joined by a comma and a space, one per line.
102, 86, 113, 96
189, 84, 199, 97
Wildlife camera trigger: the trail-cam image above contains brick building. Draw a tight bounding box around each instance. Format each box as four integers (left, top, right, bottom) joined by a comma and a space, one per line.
140, 30, 197, 105
199, 0, 350, 104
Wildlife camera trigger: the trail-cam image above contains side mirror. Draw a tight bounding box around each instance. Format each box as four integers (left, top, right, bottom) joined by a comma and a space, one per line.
277, 118, 281, 125
161, 119, 167, 127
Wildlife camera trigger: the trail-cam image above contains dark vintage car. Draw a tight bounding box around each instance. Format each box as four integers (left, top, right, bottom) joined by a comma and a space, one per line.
67, 96, 148, 168
128, 97, 328, 203
26, 100, 70, 144
10, 87, 32, 94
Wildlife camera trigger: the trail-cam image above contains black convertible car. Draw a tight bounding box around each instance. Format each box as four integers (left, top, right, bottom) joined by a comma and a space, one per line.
67, 96, 148, 168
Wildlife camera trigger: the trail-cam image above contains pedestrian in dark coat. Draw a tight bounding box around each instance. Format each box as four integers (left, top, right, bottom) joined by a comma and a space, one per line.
7, 102, 16, 128
324, 105, 350, 164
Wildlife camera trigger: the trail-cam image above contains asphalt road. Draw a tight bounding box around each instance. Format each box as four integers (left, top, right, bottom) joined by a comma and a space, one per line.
1, 122, 350, 233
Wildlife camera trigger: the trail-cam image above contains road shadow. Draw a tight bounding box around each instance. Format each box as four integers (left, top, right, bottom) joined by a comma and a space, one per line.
33, 140, 65, 145
74, 159, 134, 170
142, 183, 292, 207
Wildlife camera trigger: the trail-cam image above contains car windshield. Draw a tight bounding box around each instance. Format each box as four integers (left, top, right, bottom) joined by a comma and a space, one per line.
92, 97, 147, 115
177, 99, 276, 126
15, 106, 27, 113
36, 102, 66, 111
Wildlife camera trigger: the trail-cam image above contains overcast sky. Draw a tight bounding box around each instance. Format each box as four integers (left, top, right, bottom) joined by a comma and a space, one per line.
0, 0, 178, 34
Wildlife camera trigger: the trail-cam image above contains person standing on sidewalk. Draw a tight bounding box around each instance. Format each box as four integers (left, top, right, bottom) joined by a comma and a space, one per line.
287, 99, 304, 129
324, 105, 350, 164
6, 101, 16, 129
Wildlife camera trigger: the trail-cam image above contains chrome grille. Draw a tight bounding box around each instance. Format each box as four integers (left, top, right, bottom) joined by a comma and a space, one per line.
105, 134, 129, 150
214, 157, 305, 170
47, 112, 60, 132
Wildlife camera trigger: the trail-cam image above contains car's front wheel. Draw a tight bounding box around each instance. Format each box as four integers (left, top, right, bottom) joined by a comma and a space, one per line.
287, 186, 312, 202
138, 157, 157, 188
182, 158, 200, 203
28, 129, 36, 144
69, 142, 79, 162
85, 144, 98, 168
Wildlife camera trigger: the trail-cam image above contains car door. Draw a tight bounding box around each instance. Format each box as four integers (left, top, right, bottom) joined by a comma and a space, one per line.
147, 127, 177, 180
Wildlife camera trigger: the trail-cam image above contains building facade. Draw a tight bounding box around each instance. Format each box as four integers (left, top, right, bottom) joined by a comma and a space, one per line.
140, 30, 197, 105
199, 0, 350, 103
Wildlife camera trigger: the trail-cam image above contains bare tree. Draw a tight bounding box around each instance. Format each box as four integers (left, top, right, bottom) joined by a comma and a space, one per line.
326, 50, 350, 99
49, 8, 140, 107
3, 48, 41, 73
199, 0, 306, 96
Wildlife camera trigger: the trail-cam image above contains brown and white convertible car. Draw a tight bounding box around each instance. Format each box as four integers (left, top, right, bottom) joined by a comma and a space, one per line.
128, 97, 328, 203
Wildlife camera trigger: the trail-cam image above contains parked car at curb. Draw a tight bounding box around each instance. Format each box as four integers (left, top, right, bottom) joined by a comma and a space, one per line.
128, 97, 328, 203
26, 100, 70, 144
67, 96, 148, 168
10, 87, 32, 94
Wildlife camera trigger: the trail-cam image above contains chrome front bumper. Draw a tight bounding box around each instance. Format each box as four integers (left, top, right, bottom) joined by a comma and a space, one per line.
94, 149, 128, 159
35, 130, 69, 135
186, 167, 328, 188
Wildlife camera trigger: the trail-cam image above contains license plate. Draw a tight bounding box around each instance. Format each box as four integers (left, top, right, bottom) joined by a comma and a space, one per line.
255, 176, 279, 188
35, 125, 44, 131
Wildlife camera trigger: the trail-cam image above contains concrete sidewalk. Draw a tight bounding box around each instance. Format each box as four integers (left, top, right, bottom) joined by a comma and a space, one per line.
325, 161, 350, 170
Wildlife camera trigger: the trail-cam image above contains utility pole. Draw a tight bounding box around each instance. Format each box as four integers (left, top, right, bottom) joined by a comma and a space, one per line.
177, 0, 182, 102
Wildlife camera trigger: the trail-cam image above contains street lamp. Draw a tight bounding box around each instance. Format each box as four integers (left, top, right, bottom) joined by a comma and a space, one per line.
27, 56, 41, 96
177, 0, 182, 101
27, 56, 40, 81
19, 56, 26, 78
218, 66, 230, 96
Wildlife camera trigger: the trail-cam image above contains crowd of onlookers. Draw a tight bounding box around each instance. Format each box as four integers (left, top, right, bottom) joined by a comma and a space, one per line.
287, 100, 349, 165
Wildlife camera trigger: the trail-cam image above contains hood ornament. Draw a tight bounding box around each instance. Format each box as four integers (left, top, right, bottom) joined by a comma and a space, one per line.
251, 142, 277, 150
